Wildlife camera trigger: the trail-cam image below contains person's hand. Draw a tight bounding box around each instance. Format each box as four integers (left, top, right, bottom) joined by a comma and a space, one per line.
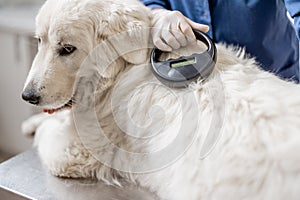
151, 9, 209, 51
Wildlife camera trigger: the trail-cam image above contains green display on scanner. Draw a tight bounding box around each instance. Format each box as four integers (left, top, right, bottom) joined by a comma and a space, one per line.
150, 30, 217, 88
170, 58, 196, 68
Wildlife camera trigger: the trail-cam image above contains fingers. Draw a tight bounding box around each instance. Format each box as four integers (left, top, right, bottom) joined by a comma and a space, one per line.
153, 37, 172, 52
171, 21, 188, 47
152, 27, 172, 51
154, 23, 195, 50
152, 24, 184, 51
151, 9, 210, 51
185, 17, 210, 33
178, 21, 196, 43
154, 28, 186, 51
161, 24, 181, 50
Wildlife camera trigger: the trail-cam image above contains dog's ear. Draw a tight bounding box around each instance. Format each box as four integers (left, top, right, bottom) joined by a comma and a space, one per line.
96, 3, 151, 65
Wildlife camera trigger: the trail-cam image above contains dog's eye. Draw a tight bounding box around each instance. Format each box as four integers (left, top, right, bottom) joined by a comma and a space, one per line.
58, 45, 77, 56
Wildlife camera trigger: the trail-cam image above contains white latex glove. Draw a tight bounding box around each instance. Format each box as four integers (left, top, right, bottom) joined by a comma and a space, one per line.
151, 9, 209, 51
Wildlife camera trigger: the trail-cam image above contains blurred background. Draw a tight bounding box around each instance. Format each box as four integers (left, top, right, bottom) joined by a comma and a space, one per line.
0, 0, 44, 162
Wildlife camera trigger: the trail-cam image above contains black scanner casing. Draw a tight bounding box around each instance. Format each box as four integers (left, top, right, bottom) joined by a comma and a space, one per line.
150, 30, 217, 88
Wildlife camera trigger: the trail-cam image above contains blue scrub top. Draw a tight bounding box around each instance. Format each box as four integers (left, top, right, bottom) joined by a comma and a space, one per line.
141, 0, 300, 83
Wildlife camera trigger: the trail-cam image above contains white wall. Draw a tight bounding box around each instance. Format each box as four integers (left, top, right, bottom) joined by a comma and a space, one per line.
0, 32, 36, 155
0, 0, 44, 7
0, 3, 41, 155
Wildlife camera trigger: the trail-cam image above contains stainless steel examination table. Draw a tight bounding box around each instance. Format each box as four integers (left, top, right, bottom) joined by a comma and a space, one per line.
0, 149, 156, 200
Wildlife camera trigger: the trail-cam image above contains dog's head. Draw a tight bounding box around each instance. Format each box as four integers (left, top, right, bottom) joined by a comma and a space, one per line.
22, 0, 150, 113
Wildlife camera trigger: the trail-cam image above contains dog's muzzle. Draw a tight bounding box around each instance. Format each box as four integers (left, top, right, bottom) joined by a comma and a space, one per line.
22, 88, 40, 105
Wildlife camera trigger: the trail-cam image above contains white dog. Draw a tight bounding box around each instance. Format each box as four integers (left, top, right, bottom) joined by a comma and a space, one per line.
22, 0, 300, 199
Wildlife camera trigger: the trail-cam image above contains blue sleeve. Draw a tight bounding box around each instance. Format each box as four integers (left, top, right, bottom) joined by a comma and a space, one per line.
140, 0, 171, 10
284, 0, 300, 40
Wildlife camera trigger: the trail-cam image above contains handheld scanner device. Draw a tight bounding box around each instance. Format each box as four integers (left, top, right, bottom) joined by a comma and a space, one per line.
150, 30, 217, 88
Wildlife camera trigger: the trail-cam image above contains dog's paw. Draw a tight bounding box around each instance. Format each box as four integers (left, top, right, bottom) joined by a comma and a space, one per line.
21, 118, 37, 136
21, 113, 50, 136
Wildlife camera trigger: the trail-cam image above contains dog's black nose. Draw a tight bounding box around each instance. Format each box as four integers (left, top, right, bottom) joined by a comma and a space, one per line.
22, 89, 40, 105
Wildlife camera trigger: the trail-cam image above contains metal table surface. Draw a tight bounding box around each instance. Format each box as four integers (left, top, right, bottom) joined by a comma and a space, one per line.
0, 149, 156, 200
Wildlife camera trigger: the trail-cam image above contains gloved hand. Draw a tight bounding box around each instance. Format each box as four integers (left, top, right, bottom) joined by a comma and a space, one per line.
151, 9, 209, 51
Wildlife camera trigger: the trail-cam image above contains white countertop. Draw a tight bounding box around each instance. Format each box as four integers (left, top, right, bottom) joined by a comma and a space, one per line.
0, 5, 41, 36
0, 149, 157, 200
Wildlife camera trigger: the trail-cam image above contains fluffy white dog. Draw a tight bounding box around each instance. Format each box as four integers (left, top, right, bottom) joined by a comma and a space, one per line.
21, 0, 300, 199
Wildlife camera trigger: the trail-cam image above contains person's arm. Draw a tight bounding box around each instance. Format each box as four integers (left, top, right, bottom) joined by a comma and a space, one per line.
140, 0, 209, 51
140, 0, 171, 10
284, 0, 300, 40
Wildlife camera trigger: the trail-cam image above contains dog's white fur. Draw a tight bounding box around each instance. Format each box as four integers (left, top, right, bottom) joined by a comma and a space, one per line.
22, 0, 300, 199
